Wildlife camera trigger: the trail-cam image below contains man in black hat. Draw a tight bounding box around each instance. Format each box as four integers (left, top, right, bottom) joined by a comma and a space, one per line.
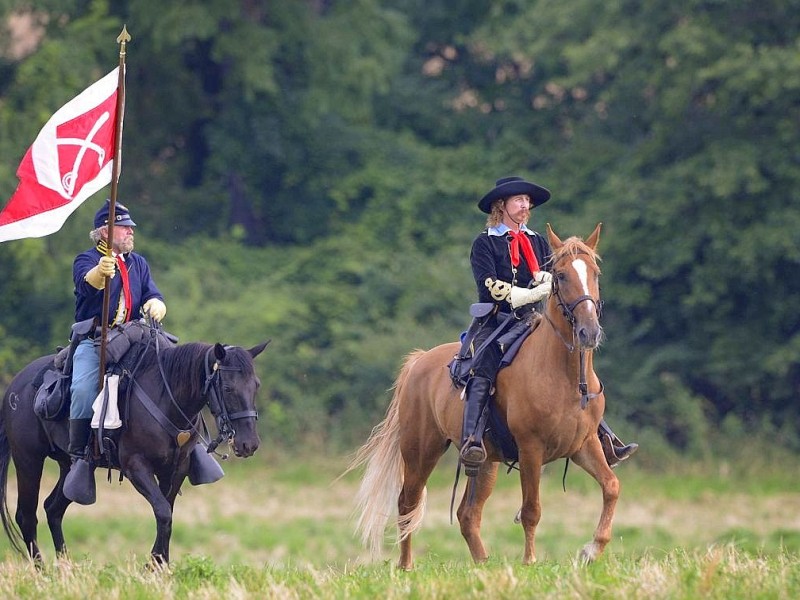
459, 176, 638, 476
65, 199, 166, 503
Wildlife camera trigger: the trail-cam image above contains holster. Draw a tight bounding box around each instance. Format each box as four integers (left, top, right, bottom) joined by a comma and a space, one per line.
62, 317, 98, 377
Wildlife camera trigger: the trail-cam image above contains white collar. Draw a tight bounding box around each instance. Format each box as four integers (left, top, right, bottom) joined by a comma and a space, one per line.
487, 223, 534, 237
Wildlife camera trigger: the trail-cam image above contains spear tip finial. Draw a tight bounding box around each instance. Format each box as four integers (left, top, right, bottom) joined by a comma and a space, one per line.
117, 25, 131, 44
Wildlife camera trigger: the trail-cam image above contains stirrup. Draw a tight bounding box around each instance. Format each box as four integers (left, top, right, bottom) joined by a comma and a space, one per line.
460, 441, 487, 477
188, 445, 225, 485
63, 458, 97, 505
600, 433, 639, 468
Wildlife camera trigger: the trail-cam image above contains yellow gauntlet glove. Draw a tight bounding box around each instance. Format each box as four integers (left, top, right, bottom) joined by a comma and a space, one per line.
84, 256, 116, 290
142, 298, 167, 322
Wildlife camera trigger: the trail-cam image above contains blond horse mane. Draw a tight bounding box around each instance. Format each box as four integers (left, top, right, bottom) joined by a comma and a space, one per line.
549, 235, 602, 273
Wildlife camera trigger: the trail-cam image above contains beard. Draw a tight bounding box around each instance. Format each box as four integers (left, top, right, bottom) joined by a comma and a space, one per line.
116, 237, 135, 254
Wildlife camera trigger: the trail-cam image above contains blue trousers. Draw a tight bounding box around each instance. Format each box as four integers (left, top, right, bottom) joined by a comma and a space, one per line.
70, 338, 99, 419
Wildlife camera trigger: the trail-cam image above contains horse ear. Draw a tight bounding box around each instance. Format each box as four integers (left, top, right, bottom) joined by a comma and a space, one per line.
546, 223, 563, 250
214, 343, 226, 361
584, 222, 602, 250
248, 340, 271, 359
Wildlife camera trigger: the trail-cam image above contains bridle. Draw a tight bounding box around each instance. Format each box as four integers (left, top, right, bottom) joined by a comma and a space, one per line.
545, 251, 604, 409
551, 253, 603, 334
202, 345, 259, 453
122, 327, 258, 454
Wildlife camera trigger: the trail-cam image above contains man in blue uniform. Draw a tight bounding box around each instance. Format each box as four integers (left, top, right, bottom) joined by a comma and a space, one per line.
459, 176, 638, 476
65, 200, 167, 503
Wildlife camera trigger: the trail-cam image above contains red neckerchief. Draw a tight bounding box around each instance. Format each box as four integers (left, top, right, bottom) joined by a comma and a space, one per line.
508, 229, 540, 274
115, 255, 132, 322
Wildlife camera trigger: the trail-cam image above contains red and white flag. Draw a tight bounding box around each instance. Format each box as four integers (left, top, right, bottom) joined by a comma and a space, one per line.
0, 68, 120, 242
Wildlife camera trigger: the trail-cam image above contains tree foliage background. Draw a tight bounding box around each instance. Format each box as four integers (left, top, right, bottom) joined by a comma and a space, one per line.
1, 0, 798, 454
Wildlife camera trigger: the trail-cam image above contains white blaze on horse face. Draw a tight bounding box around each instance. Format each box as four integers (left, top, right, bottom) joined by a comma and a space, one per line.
571, 258, 593, 315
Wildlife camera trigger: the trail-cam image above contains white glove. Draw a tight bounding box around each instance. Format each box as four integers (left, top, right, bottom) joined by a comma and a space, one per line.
142, 298, 167, 322
509, 281, 552, 308
532, 271, 553, 286
84, 256, 116, 289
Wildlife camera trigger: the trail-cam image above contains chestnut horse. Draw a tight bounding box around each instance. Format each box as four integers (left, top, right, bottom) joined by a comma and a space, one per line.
348, 223, 619, 569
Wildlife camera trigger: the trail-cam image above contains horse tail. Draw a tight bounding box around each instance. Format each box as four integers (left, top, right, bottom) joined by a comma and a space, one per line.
0, 398, 24, 555
345, 350, 428, 557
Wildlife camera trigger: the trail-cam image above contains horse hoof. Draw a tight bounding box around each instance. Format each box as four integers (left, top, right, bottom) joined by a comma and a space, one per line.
147, 554, 171, 572
578, 542, 601, 564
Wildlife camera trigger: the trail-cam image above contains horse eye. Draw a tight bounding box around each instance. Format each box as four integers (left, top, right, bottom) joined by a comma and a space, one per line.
556, 271, 567, 281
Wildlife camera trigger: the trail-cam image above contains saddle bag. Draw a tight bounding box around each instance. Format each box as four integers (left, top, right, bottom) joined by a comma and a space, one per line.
34, 368, 70, 421
32, 318, 97, 421
105, 322, 147, 364
104, 320, 178, 367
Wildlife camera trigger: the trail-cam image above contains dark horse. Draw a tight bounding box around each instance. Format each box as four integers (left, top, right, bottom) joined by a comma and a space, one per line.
348, 224, 619, 569
0, 321, 269, 564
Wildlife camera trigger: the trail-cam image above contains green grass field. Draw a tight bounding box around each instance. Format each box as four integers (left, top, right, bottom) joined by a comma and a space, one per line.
1, 450, 798, 598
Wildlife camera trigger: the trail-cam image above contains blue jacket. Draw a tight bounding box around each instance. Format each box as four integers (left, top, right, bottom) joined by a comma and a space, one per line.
73, 246, 163, 325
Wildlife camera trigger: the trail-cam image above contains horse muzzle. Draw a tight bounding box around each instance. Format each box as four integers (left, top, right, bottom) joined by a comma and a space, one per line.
576, 323, 604, 350
230, 425, 260, 458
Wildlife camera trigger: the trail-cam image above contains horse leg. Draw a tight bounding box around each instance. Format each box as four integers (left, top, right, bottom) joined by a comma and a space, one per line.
516, 444, 545, 565
43, 458, 74, 556
397, 441, 447, 571
12, 455, 46, 562
571, 437, 620, 563
456, 461, 499, 563
124, 457, 175, 565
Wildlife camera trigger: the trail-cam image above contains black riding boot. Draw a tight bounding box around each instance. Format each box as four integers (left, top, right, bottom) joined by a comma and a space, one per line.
598, 419, 639, 468
459, 376, 492, 477
63, 418, 96, 505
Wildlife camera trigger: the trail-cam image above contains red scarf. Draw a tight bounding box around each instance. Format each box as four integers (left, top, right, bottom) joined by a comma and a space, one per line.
508, 230, 540, 274
115, 255, 132, 322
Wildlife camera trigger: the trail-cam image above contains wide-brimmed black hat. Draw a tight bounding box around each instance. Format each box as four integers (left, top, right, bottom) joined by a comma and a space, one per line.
94, 199, 137, 228
478, 176, 551, 214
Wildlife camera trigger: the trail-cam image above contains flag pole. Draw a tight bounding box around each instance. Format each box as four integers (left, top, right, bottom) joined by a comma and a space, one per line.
98, 25, 130, 390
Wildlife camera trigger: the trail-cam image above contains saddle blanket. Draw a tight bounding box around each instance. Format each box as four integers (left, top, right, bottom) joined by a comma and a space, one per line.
91, 374, 122, 430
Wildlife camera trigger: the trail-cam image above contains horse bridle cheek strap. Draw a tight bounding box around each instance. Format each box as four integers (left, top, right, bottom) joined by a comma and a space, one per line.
203, 347, 258, 453
550, 267, 604, 411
